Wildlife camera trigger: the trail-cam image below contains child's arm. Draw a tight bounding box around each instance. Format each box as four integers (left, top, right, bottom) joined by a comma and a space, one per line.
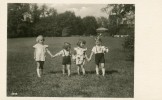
88, 51, 94, 61
46, 48, 53, 57
104, 47, 109, 53
53, 51, 62, 58
72, 50, 77, 62
85, 54, 89, 62
34, 49, 36, 59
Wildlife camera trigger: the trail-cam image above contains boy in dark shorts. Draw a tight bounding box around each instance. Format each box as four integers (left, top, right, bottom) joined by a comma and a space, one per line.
53, 42, 71, 76
89, 38, 108, 76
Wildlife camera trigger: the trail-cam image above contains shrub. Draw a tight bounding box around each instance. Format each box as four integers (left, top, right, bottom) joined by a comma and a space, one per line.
123, 35, 134, 61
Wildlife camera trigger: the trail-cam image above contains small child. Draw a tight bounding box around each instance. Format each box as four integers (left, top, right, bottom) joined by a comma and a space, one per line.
53, 42, 71, 76
89, 37, 108, 76
33, 35, 53, 78
73, 39, 89, 75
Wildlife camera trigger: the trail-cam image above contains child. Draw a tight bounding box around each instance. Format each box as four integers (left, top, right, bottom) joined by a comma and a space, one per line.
89, 37, 108, 76
33, 35, 53, 78
73, 39, 89, 75
53, 42, 71, 76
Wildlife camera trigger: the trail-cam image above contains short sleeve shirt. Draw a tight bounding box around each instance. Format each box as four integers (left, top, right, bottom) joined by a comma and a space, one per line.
92, 45, 108, 54
33, 43, 48, 61
56, 49, 71, 57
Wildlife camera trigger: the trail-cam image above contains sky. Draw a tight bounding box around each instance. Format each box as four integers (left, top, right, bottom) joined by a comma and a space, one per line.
38, 4, 109, 18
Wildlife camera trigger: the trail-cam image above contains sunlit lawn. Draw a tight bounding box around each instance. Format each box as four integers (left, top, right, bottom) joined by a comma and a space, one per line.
7, 37, 134, 97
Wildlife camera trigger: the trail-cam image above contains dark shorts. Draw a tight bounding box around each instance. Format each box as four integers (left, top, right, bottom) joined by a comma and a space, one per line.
36, 61, 44, 69
95, 53, 105, 65
62, 56, 71, 65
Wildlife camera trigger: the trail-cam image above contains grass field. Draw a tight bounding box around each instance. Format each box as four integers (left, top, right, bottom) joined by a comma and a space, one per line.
7, 37, 134, 97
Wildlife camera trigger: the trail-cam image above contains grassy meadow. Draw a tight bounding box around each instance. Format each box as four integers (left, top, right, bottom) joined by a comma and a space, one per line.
7, 37, 134, 97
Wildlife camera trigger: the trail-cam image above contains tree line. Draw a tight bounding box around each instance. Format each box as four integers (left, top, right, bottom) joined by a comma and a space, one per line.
7, 4, 135, 38
8, 3, 102, 38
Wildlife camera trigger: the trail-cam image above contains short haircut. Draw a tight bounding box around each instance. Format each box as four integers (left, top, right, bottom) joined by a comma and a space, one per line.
95, 37, 102, 42
36, 35, 44, 42
63, 42, 71, 50
77, 39, 86, 46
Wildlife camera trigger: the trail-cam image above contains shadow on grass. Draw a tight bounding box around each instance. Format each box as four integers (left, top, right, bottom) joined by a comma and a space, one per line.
86, 70, 118, 75
49, 71, 62, 74
49, 70, 118, 75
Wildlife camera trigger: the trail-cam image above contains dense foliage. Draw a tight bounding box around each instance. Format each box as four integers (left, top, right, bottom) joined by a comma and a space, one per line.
7, 4, 99, 38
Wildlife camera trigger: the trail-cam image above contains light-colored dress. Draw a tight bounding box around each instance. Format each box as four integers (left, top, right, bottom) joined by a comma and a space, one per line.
33, 43, 48, 61
74, 47, 87, 65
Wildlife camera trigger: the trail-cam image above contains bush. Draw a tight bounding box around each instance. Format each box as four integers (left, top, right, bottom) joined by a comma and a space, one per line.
123, 35, 134, 61
123, 35, 134, 49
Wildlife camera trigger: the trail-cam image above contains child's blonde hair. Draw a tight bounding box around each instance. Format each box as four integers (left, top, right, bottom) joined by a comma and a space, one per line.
77, 39, 86, 47
63, 42, 71, 50
36, 35, 44, 42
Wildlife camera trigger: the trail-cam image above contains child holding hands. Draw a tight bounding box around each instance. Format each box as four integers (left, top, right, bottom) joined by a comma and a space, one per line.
89, 38, 108, 76
33, 35, 53, 78
52, 42, 71, 76
73, 39, 89, 75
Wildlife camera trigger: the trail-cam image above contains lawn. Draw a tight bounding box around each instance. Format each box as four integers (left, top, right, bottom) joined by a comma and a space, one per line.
7, 37, 134, 97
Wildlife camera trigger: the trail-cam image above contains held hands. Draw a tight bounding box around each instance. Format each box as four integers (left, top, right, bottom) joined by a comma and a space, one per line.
52, 55, 56, 58
87, 58, 91, 62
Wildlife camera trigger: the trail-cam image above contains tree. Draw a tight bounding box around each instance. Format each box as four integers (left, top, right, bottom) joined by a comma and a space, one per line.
7, 3, 32, 37
57, 11, 79, 36
96, 17, 109, 28
82, 16, 98, 36
101, 4, 135, 35
30, 4, 41, 23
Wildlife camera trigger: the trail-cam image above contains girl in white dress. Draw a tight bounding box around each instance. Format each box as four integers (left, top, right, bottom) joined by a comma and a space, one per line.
89, 38, 108, 76
73, 39, 89, 75
53, 42, 71, 76
33, 35, 53, 78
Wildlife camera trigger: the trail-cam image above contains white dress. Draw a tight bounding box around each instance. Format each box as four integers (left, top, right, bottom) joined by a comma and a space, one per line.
74, 47, 87, 65
33, 43, 48, 61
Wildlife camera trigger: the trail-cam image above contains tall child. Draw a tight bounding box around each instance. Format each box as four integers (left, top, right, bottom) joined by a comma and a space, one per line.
33, 35, 53, 78
53, 42, 71, 76
73, 39, 89, 75
89, 38, 108, 76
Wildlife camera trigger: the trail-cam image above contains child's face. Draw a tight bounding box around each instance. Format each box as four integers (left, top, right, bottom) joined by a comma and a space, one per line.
95, 40, 101, 46
39, 37, 44, 44
80, 42, 85, 48
66, 46, 71, 51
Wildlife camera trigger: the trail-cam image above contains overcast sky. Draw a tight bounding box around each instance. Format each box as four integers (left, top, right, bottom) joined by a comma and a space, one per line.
38, 4, 108, 18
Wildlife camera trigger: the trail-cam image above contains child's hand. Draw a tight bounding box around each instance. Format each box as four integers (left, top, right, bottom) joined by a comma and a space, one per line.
87, 58, 91, 62
52, 55, 56, 58
34, 56, 36, 60
73, 59, 76, 64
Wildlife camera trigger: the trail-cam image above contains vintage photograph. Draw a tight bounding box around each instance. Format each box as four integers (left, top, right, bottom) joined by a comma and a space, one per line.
7, 3, 135, 97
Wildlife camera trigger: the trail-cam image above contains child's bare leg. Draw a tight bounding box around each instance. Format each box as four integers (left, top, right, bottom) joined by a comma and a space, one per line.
101, 63, 105, 76
81, 65, 85, 75
96, 65, 99, 75
62, 65, 65, 75
77, 65, 80, 75
36, 62, 41, 77
39, 61, 44, 76
66, 64, 71, 76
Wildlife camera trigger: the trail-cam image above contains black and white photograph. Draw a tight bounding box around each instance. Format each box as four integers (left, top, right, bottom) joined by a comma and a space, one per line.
1, 0, 162, 99
7, 3, 135, 97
